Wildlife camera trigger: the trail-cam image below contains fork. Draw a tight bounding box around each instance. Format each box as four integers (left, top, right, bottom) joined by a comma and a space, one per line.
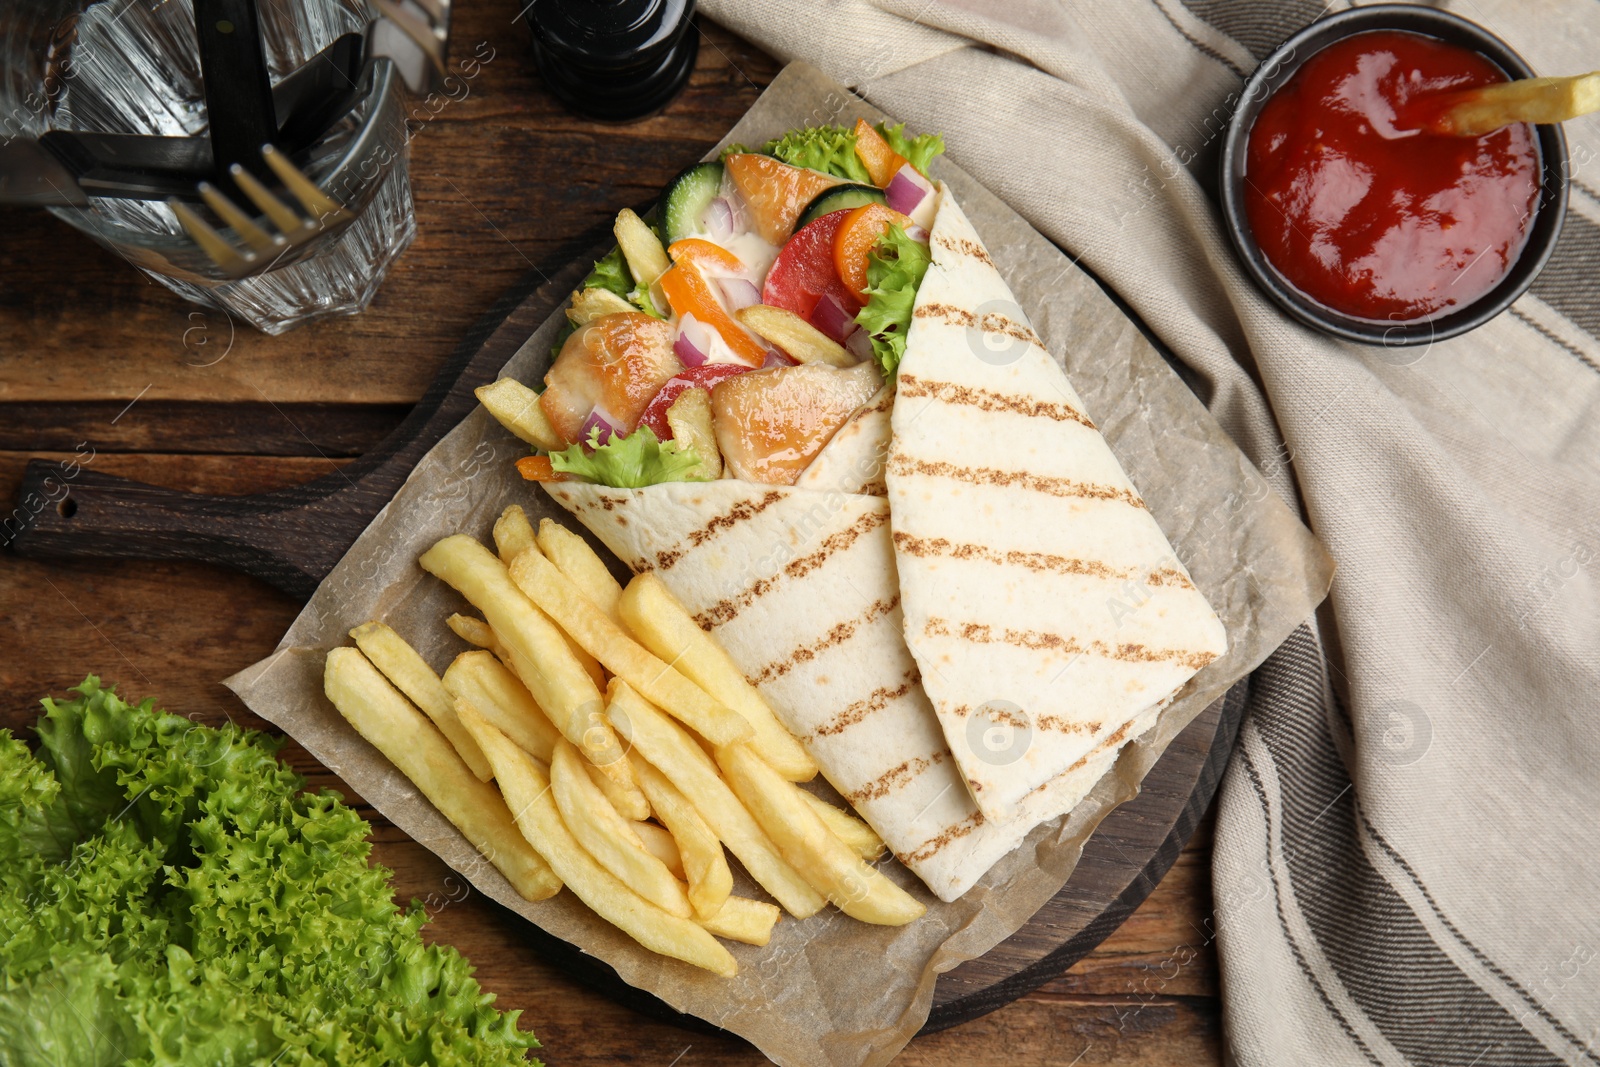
169, 144, 353, 279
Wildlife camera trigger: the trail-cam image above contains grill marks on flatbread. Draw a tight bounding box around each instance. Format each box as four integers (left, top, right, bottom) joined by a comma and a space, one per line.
923, 617, 1220, 672
892, 532, 1194, 588
651, 490, 788, 571
886, 186, 1227, 822
691, 508, 888, 629
808, 666, 919, 739
886, 455, 1148, 507
931, 233, 995, 268
845, 752, 945, 805
749, 596, 903, 687
897, 373, 1095, 430
894, 709, 1157, 867
911, 304, 1042, 353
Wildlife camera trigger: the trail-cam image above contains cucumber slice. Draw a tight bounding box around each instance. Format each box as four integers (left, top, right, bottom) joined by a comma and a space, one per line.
797, 183, 886, 229
662, 161, 726, 245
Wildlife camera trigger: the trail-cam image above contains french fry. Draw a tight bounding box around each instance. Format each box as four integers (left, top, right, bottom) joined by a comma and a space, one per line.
442, 650, 560, 764
446, 612, 497, 651
447, 613, 558, 716
1427, 70, 1600, 136
349, 621, 492, 782
697, 895, 780, 947
577, 756, 649, 823
493, 505, 540, 565
449, 626, 647, 817
615, 208, 671, 288
475, 378, 564, 452
632, 821, 684, 880
568, 286, 635, 325
493, 508, 607, 690
457, 704, 736, 977
666, 388, 722, 481
536, 518, 625, 625
797, 789, 885, 862
606, 681, 823, 919
619, 574, 816, 781
718, 743, 924, 926
737, 304, 855, 367
509, 550, 752, 747
418, 535, 641, 801
550, 739, 691, 918
323, 647, 560, 902
631, 755, 733, 920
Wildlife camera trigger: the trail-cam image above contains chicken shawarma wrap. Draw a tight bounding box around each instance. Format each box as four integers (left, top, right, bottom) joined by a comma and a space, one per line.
477, 122, 1226, 900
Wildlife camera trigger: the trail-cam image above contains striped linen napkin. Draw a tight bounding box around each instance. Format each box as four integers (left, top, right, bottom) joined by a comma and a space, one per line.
699, 1, 1600, 1062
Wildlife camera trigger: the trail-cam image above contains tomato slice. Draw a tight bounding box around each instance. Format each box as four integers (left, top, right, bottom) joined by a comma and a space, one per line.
833, 203, 915, 296
762, 210, 863, 335
640, 363, 753, 440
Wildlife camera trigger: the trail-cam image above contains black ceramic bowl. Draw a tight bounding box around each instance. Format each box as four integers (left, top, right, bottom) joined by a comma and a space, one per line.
1218, 4, 1568, 347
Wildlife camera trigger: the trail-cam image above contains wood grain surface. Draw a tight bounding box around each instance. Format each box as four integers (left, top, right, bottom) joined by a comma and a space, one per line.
0, 6, 1229, 1064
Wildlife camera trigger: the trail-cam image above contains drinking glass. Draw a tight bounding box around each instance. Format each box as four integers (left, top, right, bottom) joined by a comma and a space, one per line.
0, 0, 416, 334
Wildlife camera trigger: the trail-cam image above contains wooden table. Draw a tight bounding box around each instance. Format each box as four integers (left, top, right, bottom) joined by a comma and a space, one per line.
0, 7, 1225, 1064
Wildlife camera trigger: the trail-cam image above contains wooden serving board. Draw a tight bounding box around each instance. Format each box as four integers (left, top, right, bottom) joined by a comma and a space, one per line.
7, 230, 1246, 1034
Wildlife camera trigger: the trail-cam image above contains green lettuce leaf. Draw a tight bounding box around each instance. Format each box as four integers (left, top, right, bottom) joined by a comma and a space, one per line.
855, 224, 933, 377
0, 677, 543, 1067
589, 241, 666, 319
550, 426, 705, 488
876, 122, 945, 176
552, 242, 665, 359
0, 729, 71, 868
762, 125, 873, 184
0, 950, 137, 1067
581, 245, 632, 301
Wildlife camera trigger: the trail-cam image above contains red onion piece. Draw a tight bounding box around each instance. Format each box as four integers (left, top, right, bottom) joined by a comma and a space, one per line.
674, 314, 712, 368
579, 407, 620, 447
904, 224, 929, 243
886, 165, 934, 216
701, 197, 734, 239
717, 276, 762, 311
762, 347, 796, 369
845, 328, 875, 362
810, 293, 860, 343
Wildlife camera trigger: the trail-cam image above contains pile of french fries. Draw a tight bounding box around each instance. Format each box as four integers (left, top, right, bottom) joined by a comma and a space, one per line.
323, 508, 924, 976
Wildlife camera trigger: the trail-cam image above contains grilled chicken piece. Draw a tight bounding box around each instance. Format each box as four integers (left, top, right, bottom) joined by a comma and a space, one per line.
710, 362, 882, 484
540, 312, 681, 445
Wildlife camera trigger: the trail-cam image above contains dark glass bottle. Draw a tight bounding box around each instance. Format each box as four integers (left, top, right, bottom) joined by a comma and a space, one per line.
525, 0, 698, 121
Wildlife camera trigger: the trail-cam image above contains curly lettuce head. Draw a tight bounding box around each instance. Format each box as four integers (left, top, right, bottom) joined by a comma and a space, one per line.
0, 677, 542, 1067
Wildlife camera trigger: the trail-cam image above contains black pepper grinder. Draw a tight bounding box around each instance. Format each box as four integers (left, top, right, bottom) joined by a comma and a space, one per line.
525, 0, 698, 121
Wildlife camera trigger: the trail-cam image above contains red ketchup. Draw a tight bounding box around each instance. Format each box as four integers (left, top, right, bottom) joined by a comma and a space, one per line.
1244, 30, 1540, 322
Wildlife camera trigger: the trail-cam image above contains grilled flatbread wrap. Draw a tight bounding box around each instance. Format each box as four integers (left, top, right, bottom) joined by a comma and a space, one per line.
885, 189, 1227, 821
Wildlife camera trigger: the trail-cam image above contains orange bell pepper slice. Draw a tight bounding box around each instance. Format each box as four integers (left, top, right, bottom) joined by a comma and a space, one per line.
833, 203, 915, 295
853, 119, 908, 187
659, 240, 769, 366
516, 455, 565, 482
668, 238, 746, 273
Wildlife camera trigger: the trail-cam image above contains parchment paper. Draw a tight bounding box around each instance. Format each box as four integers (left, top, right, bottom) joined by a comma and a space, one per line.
226, 62, 1333, 1067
